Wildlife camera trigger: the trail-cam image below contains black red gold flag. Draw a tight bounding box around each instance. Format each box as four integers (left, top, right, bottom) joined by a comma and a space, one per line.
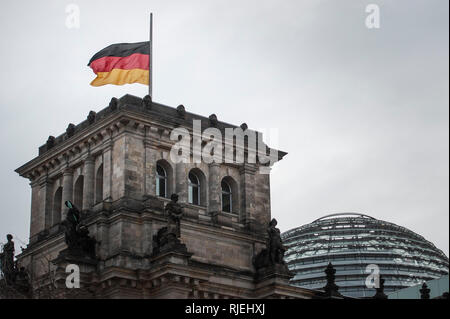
88, 42, 150, 86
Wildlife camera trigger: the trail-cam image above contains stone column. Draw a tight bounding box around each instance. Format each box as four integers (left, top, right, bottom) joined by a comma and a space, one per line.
144, 125, 162, 197
144, 139, 157, 197
62, 168, 74, 219
97, 221, 109, 259
255, 169, 272, 227
175, 162, 187, 202
208, 163, 221, 214
39, 175, 54, 229
29, 179, 43, 241
239, 164, 256, 228
82, 155, 95, 210
102, 140, 113, 202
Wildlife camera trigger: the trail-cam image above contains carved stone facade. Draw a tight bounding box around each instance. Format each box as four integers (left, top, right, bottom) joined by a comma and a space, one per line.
14, 94, 318, 299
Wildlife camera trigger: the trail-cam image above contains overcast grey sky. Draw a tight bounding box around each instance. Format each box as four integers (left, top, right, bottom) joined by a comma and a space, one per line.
0, 0, 448, 256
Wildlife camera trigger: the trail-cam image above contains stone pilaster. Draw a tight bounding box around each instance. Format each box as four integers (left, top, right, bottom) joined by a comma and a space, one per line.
39, 175, 54, 229
239, 164, 256, 229
62, 168, 74, 219
143, 128, 157, 196
142, 221, 153, 255
175, 162, 187, 202
255, 168, 272, 227
102, 141, 113, 202
29, 180, 42, 240
82, 155, 95, 210
97, 220, 109, 260
208, 163, 221, 214
111, 135, 126, 200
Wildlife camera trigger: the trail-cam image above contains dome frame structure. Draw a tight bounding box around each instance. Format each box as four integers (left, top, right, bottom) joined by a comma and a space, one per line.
282, 213, 449, 298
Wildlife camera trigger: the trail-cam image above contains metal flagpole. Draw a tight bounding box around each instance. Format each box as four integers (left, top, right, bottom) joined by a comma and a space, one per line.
149, 13, 153, 97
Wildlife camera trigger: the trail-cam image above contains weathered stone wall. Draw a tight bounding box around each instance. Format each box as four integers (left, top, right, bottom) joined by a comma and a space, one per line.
111, 135, 125, 200
30, 181, 42, 238
124, 134, 144, 199
21, 123, 275, 244
255, 171, 271, 227
181, 226, 254, 271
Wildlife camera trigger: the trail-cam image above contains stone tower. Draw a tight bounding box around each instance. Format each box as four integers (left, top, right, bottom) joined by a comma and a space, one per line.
14, 94, 317, 298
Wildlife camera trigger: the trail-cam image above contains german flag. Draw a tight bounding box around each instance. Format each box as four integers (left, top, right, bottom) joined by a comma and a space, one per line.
88, 42, 150, 86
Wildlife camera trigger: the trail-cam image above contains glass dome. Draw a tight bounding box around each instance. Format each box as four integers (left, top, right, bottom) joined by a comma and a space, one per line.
281, 213, 449, 298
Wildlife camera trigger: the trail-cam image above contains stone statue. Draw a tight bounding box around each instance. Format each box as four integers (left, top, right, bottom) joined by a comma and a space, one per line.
109, 97, 118, 111
267, 218, 285, 265
152, 194, 186, 255
66, 123, 75, 138
176, 105, 186, 118
87, 111, 96, 124
46, 136, 56, 149
252, 219, 289, 274
0, 235, 31, 294
0, 234, 15, 283
209, 114, 218, 127
142, 95, 152, 110
62, 201, 96, 258
165, 194, 183, 238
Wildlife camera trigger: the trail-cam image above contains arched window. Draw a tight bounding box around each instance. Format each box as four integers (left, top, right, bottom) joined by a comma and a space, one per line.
95, 164, 103, 204
188, 172, 200, 205
221, 176, 238, 215
74, 175, 84, 209
53, 187, 62, 225
156, 164, 167, 198
221, 180, 232, 212
156, 160, 173, 197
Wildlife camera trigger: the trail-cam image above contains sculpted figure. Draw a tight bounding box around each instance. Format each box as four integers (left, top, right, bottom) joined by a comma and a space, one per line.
142, 95, 152, 110
87, 111, 96, 124
0, 234, 31, 293
62, 201, 96, 258
209, 114, 218, 127
252, 219, 290, 273
1, 234, 15, 282
66, 123, 75, 138
152, 193, 186, 255
267, 218, 286, 265
46, 136, 56, 149
64, 201, 80, 247
165, 194, 183, 238
176, 105, 186, 118
109, 97, 118, 111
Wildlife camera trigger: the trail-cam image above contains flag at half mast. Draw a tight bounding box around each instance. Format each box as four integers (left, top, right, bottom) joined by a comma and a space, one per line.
88, 41, 150, 86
